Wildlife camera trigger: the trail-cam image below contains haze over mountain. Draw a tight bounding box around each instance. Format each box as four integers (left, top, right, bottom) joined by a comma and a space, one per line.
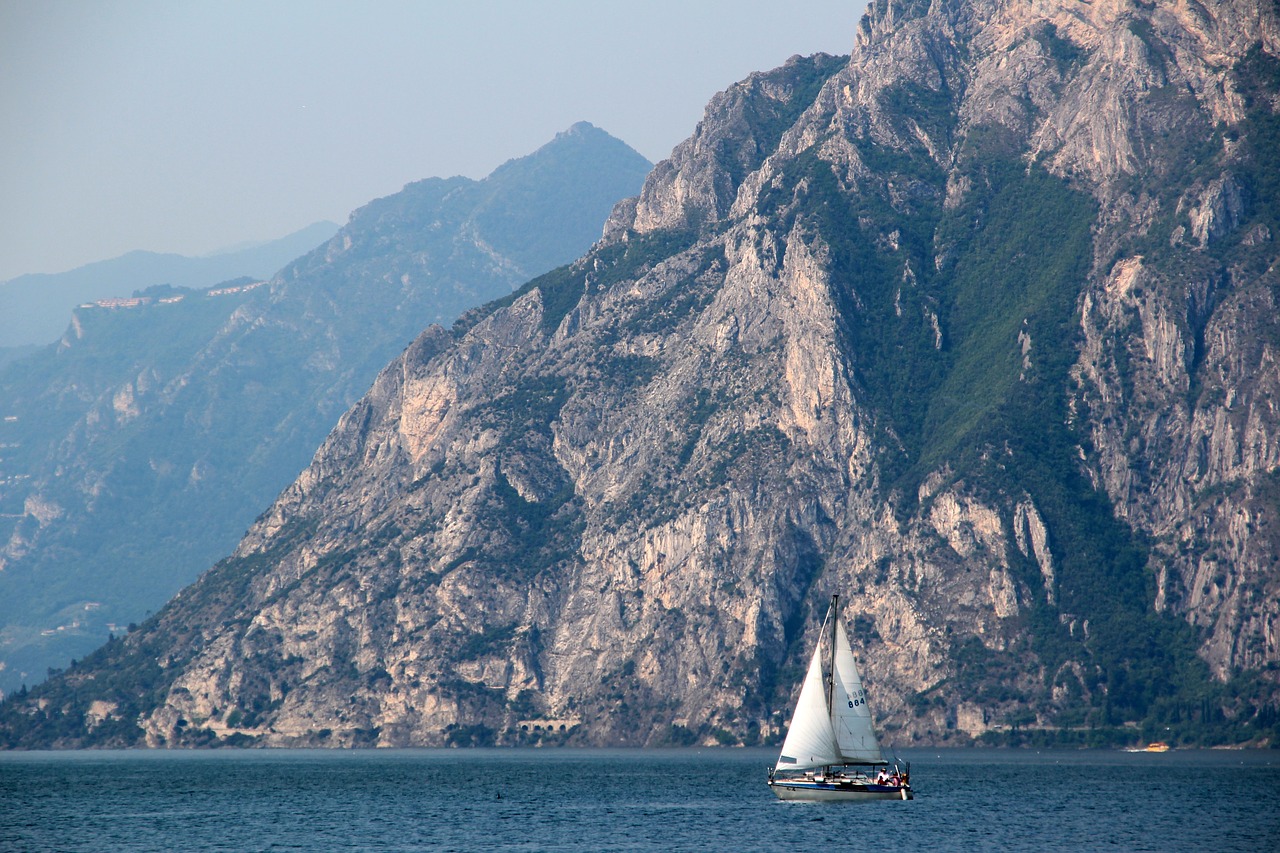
0, 123, 650, 699
4, 0, 1279, 750
0, 222, 340, 349
1, 2, 855, 286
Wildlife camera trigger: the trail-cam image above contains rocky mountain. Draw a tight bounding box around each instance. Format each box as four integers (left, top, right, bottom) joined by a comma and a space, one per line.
0, 222, 341, 349
0, 123, 650, 698
4, 0, 1279, 749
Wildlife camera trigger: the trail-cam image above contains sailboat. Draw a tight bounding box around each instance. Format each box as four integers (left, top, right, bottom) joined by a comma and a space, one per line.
767, 595, 913, 801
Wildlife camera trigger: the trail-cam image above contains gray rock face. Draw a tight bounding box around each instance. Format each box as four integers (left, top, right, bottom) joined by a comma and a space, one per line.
6, 0, 1279, 748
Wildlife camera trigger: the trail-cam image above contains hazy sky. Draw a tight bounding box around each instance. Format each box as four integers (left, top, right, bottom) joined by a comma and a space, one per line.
0, 1, 861, 282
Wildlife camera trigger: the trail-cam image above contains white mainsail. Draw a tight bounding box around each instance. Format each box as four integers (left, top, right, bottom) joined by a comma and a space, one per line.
774, 635, 841, 771
831, 617, 886, 765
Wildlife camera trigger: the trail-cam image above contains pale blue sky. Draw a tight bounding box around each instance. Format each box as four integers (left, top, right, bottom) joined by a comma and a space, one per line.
0, 1, 860, 282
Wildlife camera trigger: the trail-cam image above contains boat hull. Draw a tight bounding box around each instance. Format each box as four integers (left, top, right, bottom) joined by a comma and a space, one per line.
768, 780, 913, 802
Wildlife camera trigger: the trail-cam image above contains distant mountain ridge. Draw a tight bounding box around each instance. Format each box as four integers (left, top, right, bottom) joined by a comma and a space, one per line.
0, 122, 650, 698
0, 221, 340, 349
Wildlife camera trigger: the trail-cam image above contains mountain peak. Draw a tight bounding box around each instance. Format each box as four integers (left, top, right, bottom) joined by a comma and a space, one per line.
557, 120, 603, 139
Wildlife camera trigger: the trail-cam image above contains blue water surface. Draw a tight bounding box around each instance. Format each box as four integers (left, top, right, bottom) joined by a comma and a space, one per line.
1, 747, 1277, 852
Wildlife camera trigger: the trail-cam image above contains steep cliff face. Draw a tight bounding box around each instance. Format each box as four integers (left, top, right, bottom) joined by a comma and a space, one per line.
5, 0, 1279, 749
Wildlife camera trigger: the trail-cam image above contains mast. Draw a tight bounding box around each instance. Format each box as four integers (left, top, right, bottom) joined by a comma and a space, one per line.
827, 594, 838, 713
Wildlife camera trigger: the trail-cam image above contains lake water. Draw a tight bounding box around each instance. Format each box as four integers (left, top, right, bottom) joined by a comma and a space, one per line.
1, 748, 1277, 851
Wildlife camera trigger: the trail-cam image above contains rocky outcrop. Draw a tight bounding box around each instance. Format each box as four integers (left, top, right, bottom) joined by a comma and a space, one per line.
626, 54, 845, 234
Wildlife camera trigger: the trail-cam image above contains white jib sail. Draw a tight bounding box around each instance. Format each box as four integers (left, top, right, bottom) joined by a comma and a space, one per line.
831, 617, 886, 765
774, 637, 841, 771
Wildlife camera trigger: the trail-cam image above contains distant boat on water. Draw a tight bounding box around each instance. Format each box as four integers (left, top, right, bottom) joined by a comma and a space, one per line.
1124, 741, 1172, 753
767, 594, 913, 802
